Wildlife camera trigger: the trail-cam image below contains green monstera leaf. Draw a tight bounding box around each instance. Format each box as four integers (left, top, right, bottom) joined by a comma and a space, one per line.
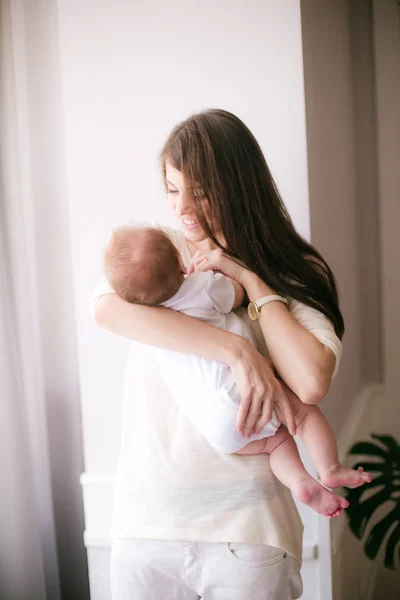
345, 433, 400, 570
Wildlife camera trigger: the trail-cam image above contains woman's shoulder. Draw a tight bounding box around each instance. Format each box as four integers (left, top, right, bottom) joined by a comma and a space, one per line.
287, 296, 334, 329
287, 296, 342, 379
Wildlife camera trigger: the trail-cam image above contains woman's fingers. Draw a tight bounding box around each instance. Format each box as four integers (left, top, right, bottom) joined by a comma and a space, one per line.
254, 397, 274, 434
235, 391, 252, 433
242, 399, 266, 437
188, 249, 244, 280
243, 388, 273, 436
232, 348, 271, 433
187, 251, 211, 274
188, 249, 228, 274
230, 342, 294, 438
241, 384, 296, 438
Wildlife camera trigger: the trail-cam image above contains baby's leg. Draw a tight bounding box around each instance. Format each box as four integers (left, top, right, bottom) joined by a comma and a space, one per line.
236, 428, 349, 518
278, 392, 372, 489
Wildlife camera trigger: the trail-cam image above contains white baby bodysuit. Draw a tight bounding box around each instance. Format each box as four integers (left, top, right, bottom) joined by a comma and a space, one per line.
154, 270, 280, 453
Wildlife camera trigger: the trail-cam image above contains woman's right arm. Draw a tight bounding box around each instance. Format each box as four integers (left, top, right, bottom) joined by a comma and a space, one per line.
94, 292, 241, 364
93, 292, 296, 436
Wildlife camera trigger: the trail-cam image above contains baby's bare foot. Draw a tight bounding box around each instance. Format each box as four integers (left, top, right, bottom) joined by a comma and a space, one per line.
293, 478, 349, 518
320, 466, 372, 489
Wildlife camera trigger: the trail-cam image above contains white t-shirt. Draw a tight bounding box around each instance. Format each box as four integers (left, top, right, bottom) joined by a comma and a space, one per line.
157, 270, 280, 453
90, 225, 342, 568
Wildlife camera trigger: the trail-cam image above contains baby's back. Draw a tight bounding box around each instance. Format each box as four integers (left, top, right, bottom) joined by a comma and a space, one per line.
162, 271, 255, 345
156, 270, 274, 452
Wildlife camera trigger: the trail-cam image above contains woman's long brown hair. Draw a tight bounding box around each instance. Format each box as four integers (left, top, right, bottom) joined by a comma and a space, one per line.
161, 109, 344, 339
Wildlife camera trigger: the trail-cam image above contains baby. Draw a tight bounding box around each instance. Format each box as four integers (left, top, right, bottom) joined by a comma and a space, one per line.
103, 225, 371, 518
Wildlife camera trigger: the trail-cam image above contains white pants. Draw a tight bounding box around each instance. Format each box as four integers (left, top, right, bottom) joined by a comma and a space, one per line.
153, 348, 280, 453
110, 539, 303, 599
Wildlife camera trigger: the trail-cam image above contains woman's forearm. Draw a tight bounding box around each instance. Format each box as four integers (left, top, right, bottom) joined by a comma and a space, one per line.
242, 273, 335, 404
95, 292, 297, 435
94, 293, 246, 365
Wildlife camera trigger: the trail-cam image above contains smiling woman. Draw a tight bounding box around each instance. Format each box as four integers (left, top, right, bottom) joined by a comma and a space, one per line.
160, 110, 344, 344
91, 109, 346, 600
165, 165, 218, 247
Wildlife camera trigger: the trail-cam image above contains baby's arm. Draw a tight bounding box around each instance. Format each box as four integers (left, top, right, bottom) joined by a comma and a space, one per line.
206, 272, 244, 313
225, 277, 245, 309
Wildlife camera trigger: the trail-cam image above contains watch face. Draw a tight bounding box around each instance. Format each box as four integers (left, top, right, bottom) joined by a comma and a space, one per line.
248, 302, 259, 321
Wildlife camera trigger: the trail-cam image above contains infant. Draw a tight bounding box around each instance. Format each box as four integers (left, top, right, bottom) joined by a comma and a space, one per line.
103, 225, 371, 518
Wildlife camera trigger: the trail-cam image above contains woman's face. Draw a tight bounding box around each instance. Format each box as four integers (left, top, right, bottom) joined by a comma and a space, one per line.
165, 163, 218, 245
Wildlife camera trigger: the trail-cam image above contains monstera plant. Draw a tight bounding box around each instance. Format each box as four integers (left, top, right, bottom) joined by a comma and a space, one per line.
345, 433, 400, 570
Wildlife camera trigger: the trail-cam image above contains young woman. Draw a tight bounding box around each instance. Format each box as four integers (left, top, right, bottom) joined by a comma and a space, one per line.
92, 109, 344, 599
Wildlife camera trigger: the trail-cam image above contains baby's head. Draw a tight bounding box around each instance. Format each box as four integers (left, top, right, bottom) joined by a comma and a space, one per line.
103, 226, 185, 305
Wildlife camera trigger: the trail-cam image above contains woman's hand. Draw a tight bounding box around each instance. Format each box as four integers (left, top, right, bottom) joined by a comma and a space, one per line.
229, 340, 297, 437
187, 249, 247, 283
188, 249, 296, 436
187, 248, 278, 300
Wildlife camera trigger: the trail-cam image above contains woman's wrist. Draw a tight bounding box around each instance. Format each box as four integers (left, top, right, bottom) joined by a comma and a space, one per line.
240, 270, 276, 300
221, 334, 253, 368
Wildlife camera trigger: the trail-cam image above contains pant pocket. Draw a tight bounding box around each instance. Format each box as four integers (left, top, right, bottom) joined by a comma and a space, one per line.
226, 542, 287, 567
221, 543, 299, 598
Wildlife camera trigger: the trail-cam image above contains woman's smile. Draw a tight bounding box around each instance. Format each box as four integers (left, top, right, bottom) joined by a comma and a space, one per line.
181, 216, 200, 230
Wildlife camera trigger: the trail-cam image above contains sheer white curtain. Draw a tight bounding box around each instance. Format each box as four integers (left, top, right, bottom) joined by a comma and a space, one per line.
0, 2, 61, 599
0, 1, 89, 598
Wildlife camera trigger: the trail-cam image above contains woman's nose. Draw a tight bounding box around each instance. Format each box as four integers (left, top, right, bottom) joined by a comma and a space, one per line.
174, 194, 192, 216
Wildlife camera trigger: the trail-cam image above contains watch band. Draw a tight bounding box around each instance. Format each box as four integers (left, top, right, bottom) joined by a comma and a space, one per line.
257, 295, 288, 309
247, 295, 288, 320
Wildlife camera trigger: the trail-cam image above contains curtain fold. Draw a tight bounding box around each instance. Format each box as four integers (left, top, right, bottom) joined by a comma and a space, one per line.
0, 2, 61, 598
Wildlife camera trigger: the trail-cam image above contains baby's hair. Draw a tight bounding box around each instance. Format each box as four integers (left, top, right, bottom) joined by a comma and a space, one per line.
103, 226, 184, 305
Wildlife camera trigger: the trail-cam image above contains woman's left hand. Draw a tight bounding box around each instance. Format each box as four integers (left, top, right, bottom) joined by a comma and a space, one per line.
187, 249, 246, 283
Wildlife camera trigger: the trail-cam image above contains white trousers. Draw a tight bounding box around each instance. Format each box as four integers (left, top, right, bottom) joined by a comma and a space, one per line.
153, 348, 280, 453
110, 539, 303, 600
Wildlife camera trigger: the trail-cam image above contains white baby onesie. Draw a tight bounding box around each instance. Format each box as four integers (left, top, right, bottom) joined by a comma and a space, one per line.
152, 270, 280, 453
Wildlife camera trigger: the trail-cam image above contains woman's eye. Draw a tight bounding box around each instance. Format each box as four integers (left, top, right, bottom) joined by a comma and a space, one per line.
166, 189, 178, 194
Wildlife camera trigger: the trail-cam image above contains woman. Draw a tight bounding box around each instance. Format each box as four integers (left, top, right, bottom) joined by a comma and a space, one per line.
91, 109, 343, 599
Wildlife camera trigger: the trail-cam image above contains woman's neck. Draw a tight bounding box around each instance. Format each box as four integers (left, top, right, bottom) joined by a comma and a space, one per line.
186, 229, 226, 257
186, 237, 218, 258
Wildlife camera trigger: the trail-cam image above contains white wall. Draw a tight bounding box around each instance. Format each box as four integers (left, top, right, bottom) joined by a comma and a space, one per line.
362, 1, 400, 595
373, 0, 400, 409
302, 1, 400, 598
350, 0, 382, 385
300, 0, 366, 436
56, 1, 330, 598
301, 1, 371, 596
57, 0, 311, 473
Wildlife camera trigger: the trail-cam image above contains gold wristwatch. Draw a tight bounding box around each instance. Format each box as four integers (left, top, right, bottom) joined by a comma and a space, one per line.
247, 295, 288, 321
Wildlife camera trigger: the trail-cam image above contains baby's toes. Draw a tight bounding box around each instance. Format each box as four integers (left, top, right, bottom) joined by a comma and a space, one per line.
341, 497, 350, 509
330, 496, 349, 518
357, 466, 372, 483
330, 506, 344, 518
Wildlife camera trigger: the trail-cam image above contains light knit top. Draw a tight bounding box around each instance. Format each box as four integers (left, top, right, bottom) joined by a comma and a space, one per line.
90, 224, 342, 568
